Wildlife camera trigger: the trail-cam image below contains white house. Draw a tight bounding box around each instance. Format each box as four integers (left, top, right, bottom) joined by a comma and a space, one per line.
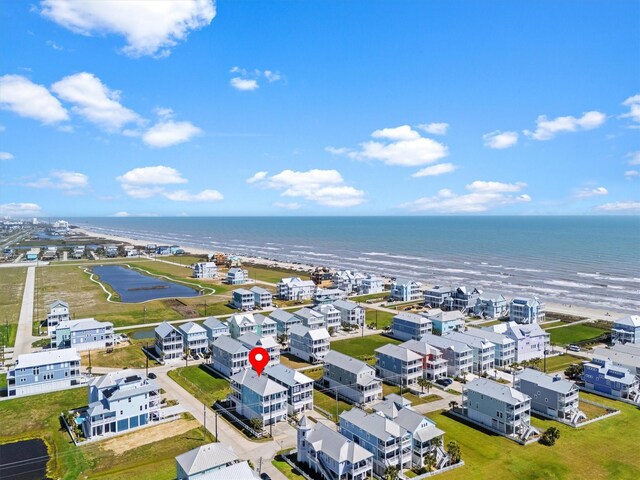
227, 268, 249, 285
229, 370, 288, 427
277, 277, 316, 301
265, 364, 314, 415
45, 299, 70, 335
193, 262, 217, 279
289, 324, 331, 363
202, 317, 230, 348
312, 303, 342, 332
293, 307, 326, 330
612, 315, 640, 345
509, 297, 545, 324
154, 322, 184, 361
389, 278, 422, 302
333, 299, 365, 327
53, 318, 114, 352
211, 336, 249, 378
176, 443, 257, 480
361, 275, 384, 295
486, 321, 550, 362
178, 322, 208, 356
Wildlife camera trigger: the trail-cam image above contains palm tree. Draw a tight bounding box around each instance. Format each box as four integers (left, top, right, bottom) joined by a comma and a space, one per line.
384, 465, 399, 480
448, 400, 458, 410
426, 381, 433, 393
446, 440, 461, 465
424, 452, 436, 472
417, 377, 428, 393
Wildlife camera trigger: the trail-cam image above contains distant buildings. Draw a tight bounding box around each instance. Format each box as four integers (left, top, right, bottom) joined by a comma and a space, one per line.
486, 321, 550, 362
45, 299, 70, 335
265, 364, 314, 415
424, 285, 481, 312
54, 318, 114, 352
389, 278, 422, 302
313, 288, 347, 305
611, 315, 640, 345
227, 268, 249, 285
176, 443, 257, 480
231, 288, 255, 310
228, 313, 276, 339
229, 369, 288, 427
391, 312, 433, 341
192, 261, 217, 279
332, 270, 366, 295
277, 277, 316, 301
593, 343, 640, 376
509, 297, 545, 324
322, 351, 382, 405
472, 292, 508, 319
8, 349, 82, 397
332, 299, 365, 327
582, 359, 640, 402
289, 324, 330, 364
360, 275, 384, 295
250, 286, 273, 308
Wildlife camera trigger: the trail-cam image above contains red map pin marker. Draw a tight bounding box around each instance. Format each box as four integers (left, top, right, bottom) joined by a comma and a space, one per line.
249, 347, 270, 376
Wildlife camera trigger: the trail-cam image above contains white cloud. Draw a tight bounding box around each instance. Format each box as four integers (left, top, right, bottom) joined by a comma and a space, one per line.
25, 171, 89, 194
620, 94, 640, 124
402, 181, 531, 213
117, 166, 187, 185
40, 0, 216, 58
112, 211, 131, 217
483, 130, 519, 149
0, 152, 14, 160
624, 170, 639, 179
417, 122, 449, 135
626, 151, 640, 166
230, 77, 259, 91
142, 120, 201, 148
46, 40, 63, 51
0, 74, 69, 124
0, 202, 42, 217
51, 72, 140, 131
111, 211, 159, 217
523, 110, 606, 140
595, 201, 640, 212
274, 202, 301, 210
264, 70, 281, 82
371, 125, 421, 141
163, 189, 223, 202
412, 163, 457, 178
325, 146, 351, 155
247, 169, 365, 207
575, 186, 608, 198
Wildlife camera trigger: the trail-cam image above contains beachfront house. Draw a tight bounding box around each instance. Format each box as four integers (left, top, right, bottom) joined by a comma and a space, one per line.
322, 351, 382, 405
154, 322, 184, 361
426, 309, 465, 335
250, 286, 273, 308
297, 415, 373, 480
593, 344, 640, 375
515, 368, 586, 424
312, 303, 342, 332
293, 307, 326, 330
374, 344, 423, 387
332, 270, 367, 295
229, 370, 288, 427
472, 292, 508, 319
192, 262, 217, 279
313, 288, 347, 305
231, 288, 255, 310
238, 332, 280, 367
176, 443, 256, 480
227, 268, 249, 285
444, 331, 496, 374
83, 370, 161, 439
45, 299, 70, 335
289, 324, 330, 363
462, 327, 516, 367
420, 333, 473, 377
400, 340, 448, 381
277, 277, 316, 301
389, 278, 422, 302
265, 364, 314, 414
311, 266, 335, 288
582, 359, 640, 402
486, 321, 550, 362
7, 349, 82, 397
202, 317, 230, 348
509, 297, 545, 324
611, 315, 640, 345
178, 322, 208, 357
53, 318, 114, 352
461, 378, 538, 442
333, 299, 365, 327
269, 308, 301, 338
424, 285, 453, 308
211, 336, 250, 378
391, 312, 433, 341
361, 275, 384, 295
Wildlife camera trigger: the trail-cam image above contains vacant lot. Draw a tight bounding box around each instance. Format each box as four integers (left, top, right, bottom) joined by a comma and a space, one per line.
330, 334, 401, 363
365, 309, 395, 329
168, 365, 231, 407
547, 324, 608, 345
0, 267, 27, 346
543, 354, 584, 372
81, 339, 159, 370
244, 264, 311, 284
313, 388, 351, 421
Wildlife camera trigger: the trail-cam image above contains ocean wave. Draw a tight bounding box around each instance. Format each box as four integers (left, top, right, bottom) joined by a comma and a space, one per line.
544, 280, 594, 289
504, 267, 546, 273
290, 250, 337, 258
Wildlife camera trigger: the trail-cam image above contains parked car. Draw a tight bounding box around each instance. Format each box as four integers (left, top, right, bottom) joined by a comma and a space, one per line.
568, 344, 581, 352
147, 372, 157, 379
260, 473, 271, 480
436, 377, 453, 387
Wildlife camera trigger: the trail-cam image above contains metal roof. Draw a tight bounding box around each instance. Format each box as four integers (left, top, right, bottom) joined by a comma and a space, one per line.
13, 348, 80, 369
175, 442, 238, 475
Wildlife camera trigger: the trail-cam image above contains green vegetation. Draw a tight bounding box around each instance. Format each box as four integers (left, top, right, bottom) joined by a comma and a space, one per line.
303, 367, 323, 381
280, 353, 312, 369
382, 383, 442, 406
313, 389, 351, 421
273, 453, 306, 479
330, 334, 401, 362
244, 264, 310, 284
82, 339, 158, 369
543, 354, 584, 373
365, 308, 395, 329
32, 338, 52, 348
0, 373, 6, 389
545, 312, 588, 323
351, 292, 389, 302
0, 267, 27, 347
426, 393, 640, 480
579, 399, 611, 420
547, 324, 608, 345
167, 365, 231, 407
163, 255, 208, 265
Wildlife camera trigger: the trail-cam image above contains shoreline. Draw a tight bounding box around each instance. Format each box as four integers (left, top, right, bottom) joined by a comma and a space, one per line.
72, 226, 626, 321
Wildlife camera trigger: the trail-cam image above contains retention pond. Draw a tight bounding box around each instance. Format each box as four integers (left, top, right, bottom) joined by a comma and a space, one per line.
0, 438, 50, 480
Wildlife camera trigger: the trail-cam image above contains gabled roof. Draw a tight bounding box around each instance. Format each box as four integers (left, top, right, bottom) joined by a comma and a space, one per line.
212, 335, 248, 354
392, 277, 417, 286
426, 309, 465, 322
228, 268, 246, 275
228, 313, 257, 327
231, 369, 287, 396
444, 331, 494, 350
593, 347, 640, 370
249, 286, 271, 295
293, 307, 324, 321
394, 312, 430, 324
175, 442, 238, 476
340, 408, 406, 440
394, 408, 440, 438
233, 288, 253, 295
57, 318, 112, 332
238, 332, 278, 349
420, 333, 472, 354
375, 344, 422, 362
489, 321, 549, 340
49, 299, 69, 309
516, 368, 577, 394
614, 315, 640, 328
463, 327, 514, 346
511, 297, 542, 307
203, 317, 228, 331
192, 461, 257, 480
306, 423, 373, 465
13, 348, 80, 369
289, 324, 330, 340
399, 339, 442, 357
268, 308, 296, 323
179, 321, 206, 335
324, 350, 373, 374
155, 321, 181, 338
466, 378, 528, 405
254, 314, 275, 327
477, 292, 506, 302
332, 299, 360, 311
264, 364, 313, 387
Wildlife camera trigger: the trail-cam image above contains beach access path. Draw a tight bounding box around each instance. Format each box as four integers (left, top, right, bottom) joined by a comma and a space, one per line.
13, 265, 36, 358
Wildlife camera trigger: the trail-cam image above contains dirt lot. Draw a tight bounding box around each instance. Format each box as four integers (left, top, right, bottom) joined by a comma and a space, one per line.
99, 418, 200, 455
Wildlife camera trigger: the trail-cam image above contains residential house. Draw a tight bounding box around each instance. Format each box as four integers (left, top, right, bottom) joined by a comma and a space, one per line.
25, 248, 39, 261
339, 408, 412, 477
444, 331, 496, 374
293, 307, 326, 330
311, 266, 335, 288
389, 278, 422, 302
375, 344, 423, 387
462, 378, 538, 441
7, 349, 82, 397
487, 321, 550, 362
297, 415, 373, 480
447, 286, 482, 312
313, 303, 342, 332
265, 364, 314, 415
154, 322, 184, 361
178, 322, 208, 356
211, 336, 249, 378
269, 308, 302, 337
423, 285, 453, 308
361, 275, 384, 295
194, 263, 218, 280
202, 317, 230, 349
289, 324, 330, 363
582, 359, 640, 402
238, 332, 280, 367
228, 313, 258, 338
400, 340, 448, 380
54, 318, 114, 352
472, 292, 508, 319
229, 369, 288, 427
515, 368, 586, 424
332, 270, 366, 295
250, 286, 273, 308
509, 297, 545, 324
231, 288, 255, 310
255, 314, 277, 337
391, 312, 433, 341
314, 288, 347, 305
426, 309, 465, 335
176, 443, 257, 480
333, 299, 365, 327
611, 315, 640, 345
322, 351, 382, 405
83, 370, 161, 439
45, 299, 70, 335
227, 268, 249, 285
594, 344, 640, 375
462, 327, 516, 368
419, 333, 473, 377
277, 277, 316, 301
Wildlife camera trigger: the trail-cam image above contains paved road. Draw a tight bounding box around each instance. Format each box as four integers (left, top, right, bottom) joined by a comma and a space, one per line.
14, 266, 36, 358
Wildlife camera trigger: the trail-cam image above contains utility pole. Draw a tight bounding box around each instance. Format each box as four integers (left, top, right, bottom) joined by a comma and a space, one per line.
376, 309, 378, 330
258, 457, 263, 475
145, 345, 149, 377
215, 412, 218, 441
269, 399, 273, 437
88, 349, 92, 376
203, 403, 207, 441
335, 387, 339, 422
204, 300, 207, 317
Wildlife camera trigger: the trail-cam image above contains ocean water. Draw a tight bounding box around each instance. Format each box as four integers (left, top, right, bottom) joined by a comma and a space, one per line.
74, 216, 640, 313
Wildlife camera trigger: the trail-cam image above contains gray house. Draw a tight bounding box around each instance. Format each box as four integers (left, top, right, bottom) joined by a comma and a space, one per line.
293, 307, 326, 330
269, 308, 302, 337
420, 333, 473, 377
312, 303, 342, 332
509, 297, 545, 324
231, 288, 255, 310
202, 317, 230, 349
8, 349, 82, 397
472, 292, 508, 319
462, 327, 516, 368
444, 331, 496, 373
323, 351, 382, 405
154, 322, 184, 361
53, 318, 114, 352
229, 370, 288, 427
178, 322, 208, 356
289, 324, 330, 364
176, 443, 257, 480
250, 286, 273, 308
45, 299, 70, 335
238, 332, 281, 367
391, 312, 433, 341
265, 364, 314, 414
211, 335, 249, 378
332, 299, 365, 327
374, 344, 423, 387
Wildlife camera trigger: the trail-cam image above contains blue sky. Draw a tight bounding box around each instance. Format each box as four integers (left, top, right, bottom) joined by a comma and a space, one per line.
0, 0, 638, 217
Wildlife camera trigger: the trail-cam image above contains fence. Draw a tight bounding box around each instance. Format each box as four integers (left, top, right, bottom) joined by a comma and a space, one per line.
402, 461, 466, 480
213, 400, 268, 439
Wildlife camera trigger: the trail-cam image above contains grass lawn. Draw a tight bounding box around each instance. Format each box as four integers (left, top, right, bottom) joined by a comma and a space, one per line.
547, 324, 608, 345
0, 373, 6, 389
244, 264, 310, 284
167, 365, 231, 407
273, 454, 306, 479
330, 334, 401, 362
365, 308, 395, 329
543, 354, 584, 372
82, 339, 158, 369
351, 292, 390, 303
579, 399, 611, 420
427, 393, 640, 480
163, 255, 208, 266
280, 353, 312, 369
304, 367, 323, 381
313, 388, 351, 421
382, 383, 441, 406
0, 266, 27, 347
